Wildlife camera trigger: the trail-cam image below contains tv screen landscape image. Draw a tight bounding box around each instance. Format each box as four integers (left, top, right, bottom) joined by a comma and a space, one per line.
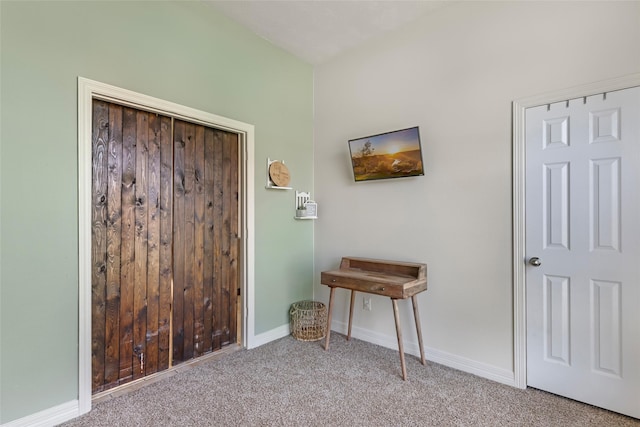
348, 126, 424, 182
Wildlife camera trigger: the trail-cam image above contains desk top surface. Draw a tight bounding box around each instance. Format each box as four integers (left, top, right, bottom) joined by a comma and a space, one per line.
321, 257, 427, 298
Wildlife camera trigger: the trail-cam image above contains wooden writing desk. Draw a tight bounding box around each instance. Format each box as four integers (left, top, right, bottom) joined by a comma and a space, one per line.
321, 257, 427, 380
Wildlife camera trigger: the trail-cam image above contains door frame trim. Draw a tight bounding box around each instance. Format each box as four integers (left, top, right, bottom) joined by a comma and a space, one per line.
77, 77, 255, 414
512, 72, 640, 389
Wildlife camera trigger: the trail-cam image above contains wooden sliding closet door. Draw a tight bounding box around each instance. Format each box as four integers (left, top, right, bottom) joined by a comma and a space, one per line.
172, 120, 239, 363
91, 100, 173, 392
91, 100, 240, 393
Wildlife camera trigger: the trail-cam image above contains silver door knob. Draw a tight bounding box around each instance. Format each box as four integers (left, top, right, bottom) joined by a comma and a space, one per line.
529, 257, 542, 267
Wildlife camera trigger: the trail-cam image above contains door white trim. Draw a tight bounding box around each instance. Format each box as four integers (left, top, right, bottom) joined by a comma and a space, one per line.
77, 77, 255, 415
512, 72, 640, 389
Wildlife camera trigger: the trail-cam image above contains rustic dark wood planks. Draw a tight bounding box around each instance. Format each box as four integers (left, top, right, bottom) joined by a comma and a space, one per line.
92, 100, 240, 390
157, 116, 173, 372
182, 122, 196, 362
118, 107, 137, 386
172, 120, 186, 363
91, 100, 109, 392
104, 103, 123, 387
220, 132, 232, 346
92, 101, 173, 391
228, 133, 239, 345
172, 120, 239, 360
212, 129, 224, 351
145, 113, 161, 376
202, 128, 216, 353
132, 111, 149, 381
193, 125, 206, 357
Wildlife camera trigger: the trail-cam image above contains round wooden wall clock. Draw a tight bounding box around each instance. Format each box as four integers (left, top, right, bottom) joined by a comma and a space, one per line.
269, 160, 291, 187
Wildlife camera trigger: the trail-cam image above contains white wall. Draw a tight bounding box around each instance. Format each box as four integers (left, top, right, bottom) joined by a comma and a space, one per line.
313, 1, 640, 381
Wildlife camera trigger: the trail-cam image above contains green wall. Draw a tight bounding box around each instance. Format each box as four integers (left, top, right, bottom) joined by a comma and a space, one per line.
0, 1, 314, 423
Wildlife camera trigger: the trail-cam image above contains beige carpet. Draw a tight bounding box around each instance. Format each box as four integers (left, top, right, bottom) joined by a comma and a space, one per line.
62, 334, 639, 426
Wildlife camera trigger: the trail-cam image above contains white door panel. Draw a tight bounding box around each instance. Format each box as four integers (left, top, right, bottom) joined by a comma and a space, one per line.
526, 86, 640, 418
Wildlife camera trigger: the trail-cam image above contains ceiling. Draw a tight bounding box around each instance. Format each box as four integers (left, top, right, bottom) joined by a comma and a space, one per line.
207, 1, 453, 64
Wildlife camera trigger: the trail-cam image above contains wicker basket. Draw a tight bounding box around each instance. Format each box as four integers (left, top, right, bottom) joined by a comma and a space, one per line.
289, 300, 327, 342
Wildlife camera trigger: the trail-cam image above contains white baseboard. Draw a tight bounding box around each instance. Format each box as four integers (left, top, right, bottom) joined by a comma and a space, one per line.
1, 400, 79, 427
247, 323, 290, 349
331, 320, 516, 387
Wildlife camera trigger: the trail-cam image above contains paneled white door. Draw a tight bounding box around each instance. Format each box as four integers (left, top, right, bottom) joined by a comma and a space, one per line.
525, 86, 640, 418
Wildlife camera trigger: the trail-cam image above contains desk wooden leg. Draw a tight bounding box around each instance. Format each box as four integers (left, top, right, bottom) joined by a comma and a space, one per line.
347, 290, 356, 340
412, 295, 426, 365
391, 298, 407, 380
324, 287, 336, 351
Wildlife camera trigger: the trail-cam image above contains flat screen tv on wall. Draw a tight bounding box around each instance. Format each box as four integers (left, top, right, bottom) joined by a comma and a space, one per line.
348, 126, 424, 182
